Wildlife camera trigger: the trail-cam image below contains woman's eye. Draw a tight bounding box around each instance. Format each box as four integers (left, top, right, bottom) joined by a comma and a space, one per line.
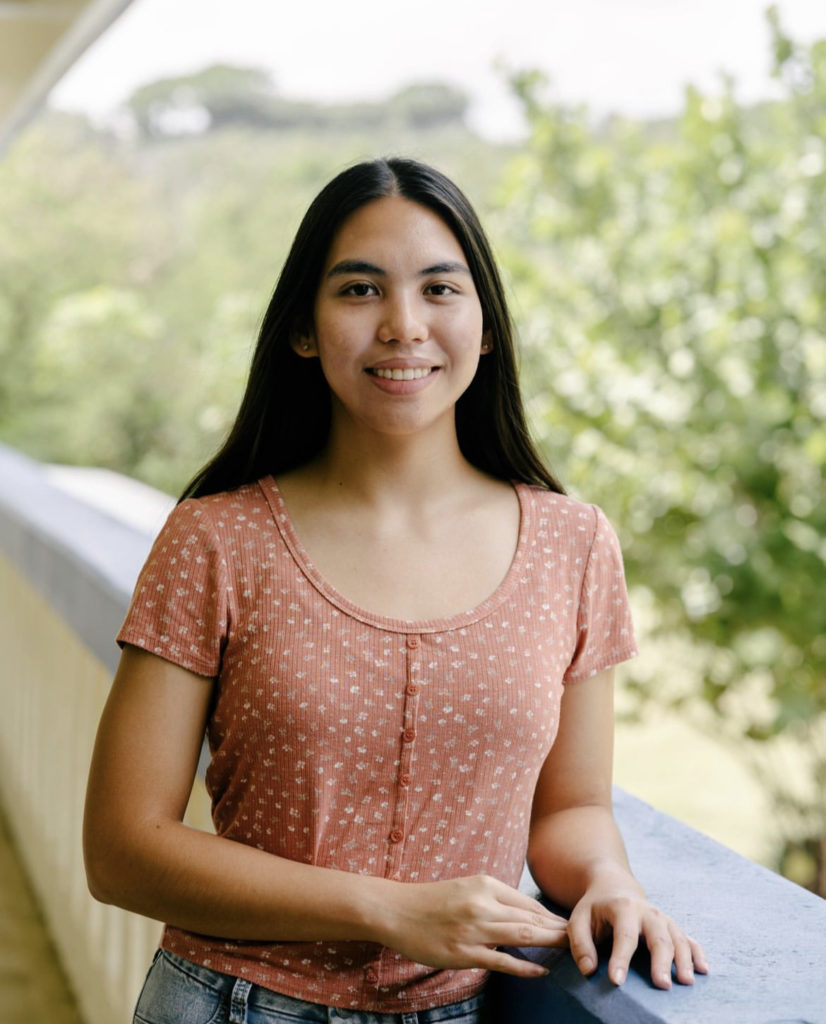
425, 283, 457, 296
342, 282, 376, 297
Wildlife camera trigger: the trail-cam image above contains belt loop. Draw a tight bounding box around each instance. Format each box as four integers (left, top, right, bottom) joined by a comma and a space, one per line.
229, 977, 252, 1024
400, 1014, 419, 1024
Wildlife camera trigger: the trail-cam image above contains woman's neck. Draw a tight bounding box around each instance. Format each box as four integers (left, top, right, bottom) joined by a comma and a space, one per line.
292, 423, 482, 508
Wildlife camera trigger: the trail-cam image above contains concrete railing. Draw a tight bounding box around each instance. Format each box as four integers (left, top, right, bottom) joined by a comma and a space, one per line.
0, 444, 209, 1024
0, 442, 824, 1024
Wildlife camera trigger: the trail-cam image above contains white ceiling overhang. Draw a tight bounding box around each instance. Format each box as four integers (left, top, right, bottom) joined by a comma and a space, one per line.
0, 0, 135, 154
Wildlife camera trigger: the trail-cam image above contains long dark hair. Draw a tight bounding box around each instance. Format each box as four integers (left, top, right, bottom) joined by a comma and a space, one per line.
182, 157, 563, 499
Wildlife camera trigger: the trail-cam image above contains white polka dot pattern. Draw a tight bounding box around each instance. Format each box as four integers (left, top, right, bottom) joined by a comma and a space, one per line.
117, 479, 637, 1012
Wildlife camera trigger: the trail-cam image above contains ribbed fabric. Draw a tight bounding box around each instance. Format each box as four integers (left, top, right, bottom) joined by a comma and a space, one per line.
117, 479, 637, 1012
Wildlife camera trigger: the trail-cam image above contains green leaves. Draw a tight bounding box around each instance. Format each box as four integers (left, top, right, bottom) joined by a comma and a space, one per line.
500, 11, 826, 890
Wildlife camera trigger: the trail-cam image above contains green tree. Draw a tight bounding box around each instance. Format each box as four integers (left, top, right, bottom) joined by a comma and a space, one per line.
0, 113, 164, 440
385, 83, 469, 130
125, 65, 470, 140
498, 9, 826, 892
127, 64, 278, 137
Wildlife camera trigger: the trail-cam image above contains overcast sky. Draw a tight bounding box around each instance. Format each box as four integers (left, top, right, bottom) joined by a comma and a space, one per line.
52, 0, 826, 138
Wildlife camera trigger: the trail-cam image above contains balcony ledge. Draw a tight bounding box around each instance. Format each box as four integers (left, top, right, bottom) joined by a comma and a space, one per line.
492, 786, 826, 1023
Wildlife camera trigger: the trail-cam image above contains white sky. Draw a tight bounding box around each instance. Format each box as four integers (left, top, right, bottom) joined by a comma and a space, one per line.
52, 0, 826, 139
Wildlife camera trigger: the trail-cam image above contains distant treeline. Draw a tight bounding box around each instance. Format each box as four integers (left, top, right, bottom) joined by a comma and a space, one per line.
126, 64, 470, 138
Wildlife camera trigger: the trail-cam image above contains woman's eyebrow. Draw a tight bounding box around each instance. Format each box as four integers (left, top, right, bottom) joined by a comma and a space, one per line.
326, 259, 384, 278
420, 261, 471, 276
325, 259, 471, 279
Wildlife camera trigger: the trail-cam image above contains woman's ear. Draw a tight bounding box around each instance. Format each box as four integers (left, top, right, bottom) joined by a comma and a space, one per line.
480, 331, 493, 354
290, 331, 317, 357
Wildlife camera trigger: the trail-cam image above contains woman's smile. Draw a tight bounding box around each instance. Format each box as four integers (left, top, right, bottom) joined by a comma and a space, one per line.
369, 366, 435, 381
366, 358, 441, 394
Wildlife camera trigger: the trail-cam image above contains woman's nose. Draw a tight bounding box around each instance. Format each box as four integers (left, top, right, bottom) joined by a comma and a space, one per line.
377, 294, 427, 344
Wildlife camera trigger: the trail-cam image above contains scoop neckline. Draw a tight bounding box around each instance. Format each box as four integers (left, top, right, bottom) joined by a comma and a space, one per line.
258, 476, 533, 634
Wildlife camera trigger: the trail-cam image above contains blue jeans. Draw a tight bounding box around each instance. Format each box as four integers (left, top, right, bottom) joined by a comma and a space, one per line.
134, 949, 487, 1024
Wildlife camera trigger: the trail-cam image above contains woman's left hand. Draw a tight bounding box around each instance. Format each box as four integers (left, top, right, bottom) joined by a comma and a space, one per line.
567, 870, 709, 990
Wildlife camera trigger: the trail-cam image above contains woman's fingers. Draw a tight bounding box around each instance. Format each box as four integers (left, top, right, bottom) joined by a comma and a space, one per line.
689, 937, 709, 976
566, 904, 600, 977
492, 884, 568, 925
605, 905, 645, 986
568, 892, 709, 989
381, 875, 571, 974
670, 928, 696, 987
486, 918, 569, 950
457, 880, 569, 954
488, 884, 570, 951
674, 933, 709, 983
640, 916, 709, 989
481, 947, 550, 978
638, 919, 676, 989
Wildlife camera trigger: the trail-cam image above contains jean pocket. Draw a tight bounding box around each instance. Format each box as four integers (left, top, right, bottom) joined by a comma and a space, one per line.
246, 988, 328, 1023
134, 950, 225, 1024
425, 992, 486, 1023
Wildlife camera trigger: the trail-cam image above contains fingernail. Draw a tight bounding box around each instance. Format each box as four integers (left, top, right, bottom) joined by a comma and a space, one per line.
612, 967, 626, 985
578, 956, 594, 973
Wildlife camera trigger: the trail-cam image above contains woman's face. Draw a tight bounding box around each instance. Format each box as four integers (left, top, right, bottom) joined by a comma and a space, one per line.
293, 196, 488, 443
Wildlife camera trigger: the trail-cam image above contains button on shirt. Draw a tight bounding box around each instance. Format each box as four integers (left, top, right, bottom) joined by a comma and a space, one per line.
117, 478, 637, 1013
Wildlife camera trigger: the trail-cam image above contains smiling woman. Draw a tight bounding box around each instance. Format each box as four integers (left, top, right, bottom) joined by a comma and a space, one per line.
83, 157, 707, 1024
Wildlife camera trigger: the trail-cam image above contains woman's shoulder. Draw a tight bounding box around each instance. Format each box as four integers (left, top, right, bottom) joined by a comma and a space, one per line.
160, 479, 275, 541
517, 484, 619, 548
177, 478, 271, 515
518, 483, 597, 520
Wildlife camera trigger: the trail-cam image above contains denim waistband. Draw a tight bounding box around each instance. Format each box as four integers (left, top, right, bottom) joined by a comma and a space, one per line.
145, 949, 486, 1023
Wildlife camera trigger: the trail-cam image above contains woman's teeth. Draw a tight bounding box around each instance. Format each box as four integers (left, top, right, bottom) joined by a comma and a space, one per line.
372, 367, 433, 380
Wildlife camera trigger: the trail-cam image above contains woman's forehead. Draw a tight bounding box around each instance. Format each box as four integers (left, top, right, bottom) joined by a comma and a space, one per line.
324, 196, 466, 271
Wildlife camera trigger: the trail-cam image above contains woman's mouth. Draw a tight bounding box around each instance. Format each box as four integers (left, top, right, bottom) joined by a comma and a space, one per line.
368, 367, 435, 381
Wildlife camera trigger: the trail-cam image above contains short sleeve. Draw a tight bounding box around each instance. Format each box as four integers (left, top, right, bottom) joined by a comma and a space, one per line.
563, 505, 638, 684
117, 499, 229, 677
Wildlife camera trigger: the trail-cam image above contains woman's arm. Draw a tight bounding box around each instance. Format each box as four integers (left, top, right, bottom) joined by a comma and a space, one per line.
84, 645, 567, 977
527, 668, 708, 989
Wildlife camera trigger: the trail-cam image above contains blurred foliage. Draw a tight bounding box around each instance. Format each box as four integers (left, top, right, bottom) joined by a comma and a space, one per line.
0, 84, 508, 493
496, 7, 826, 893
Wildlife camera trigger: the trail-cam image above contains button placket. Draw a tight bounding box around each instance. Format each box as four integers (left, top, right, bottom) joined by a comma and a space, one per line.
385, 634, 422, 871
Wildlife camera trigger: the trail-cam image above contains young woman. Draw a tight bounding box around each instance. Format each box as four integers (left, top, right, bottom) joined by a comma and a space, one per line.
84, 157, 707, 1024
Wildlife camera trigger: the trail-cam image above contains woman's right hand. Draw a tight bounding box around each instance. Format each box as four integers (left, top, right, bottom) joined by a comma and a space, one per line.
377, 874, 568, 978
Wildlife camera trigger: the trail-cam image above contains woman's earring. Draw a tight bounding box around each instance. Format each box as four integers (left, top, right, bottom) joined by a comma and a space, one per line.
481, 339, 492, 352
291, 331, 315, 356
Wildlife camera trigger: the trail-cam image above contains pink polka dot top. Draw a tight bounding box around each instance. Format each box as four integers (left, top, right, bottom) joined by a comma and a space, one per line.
117, 477, 637, 1012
